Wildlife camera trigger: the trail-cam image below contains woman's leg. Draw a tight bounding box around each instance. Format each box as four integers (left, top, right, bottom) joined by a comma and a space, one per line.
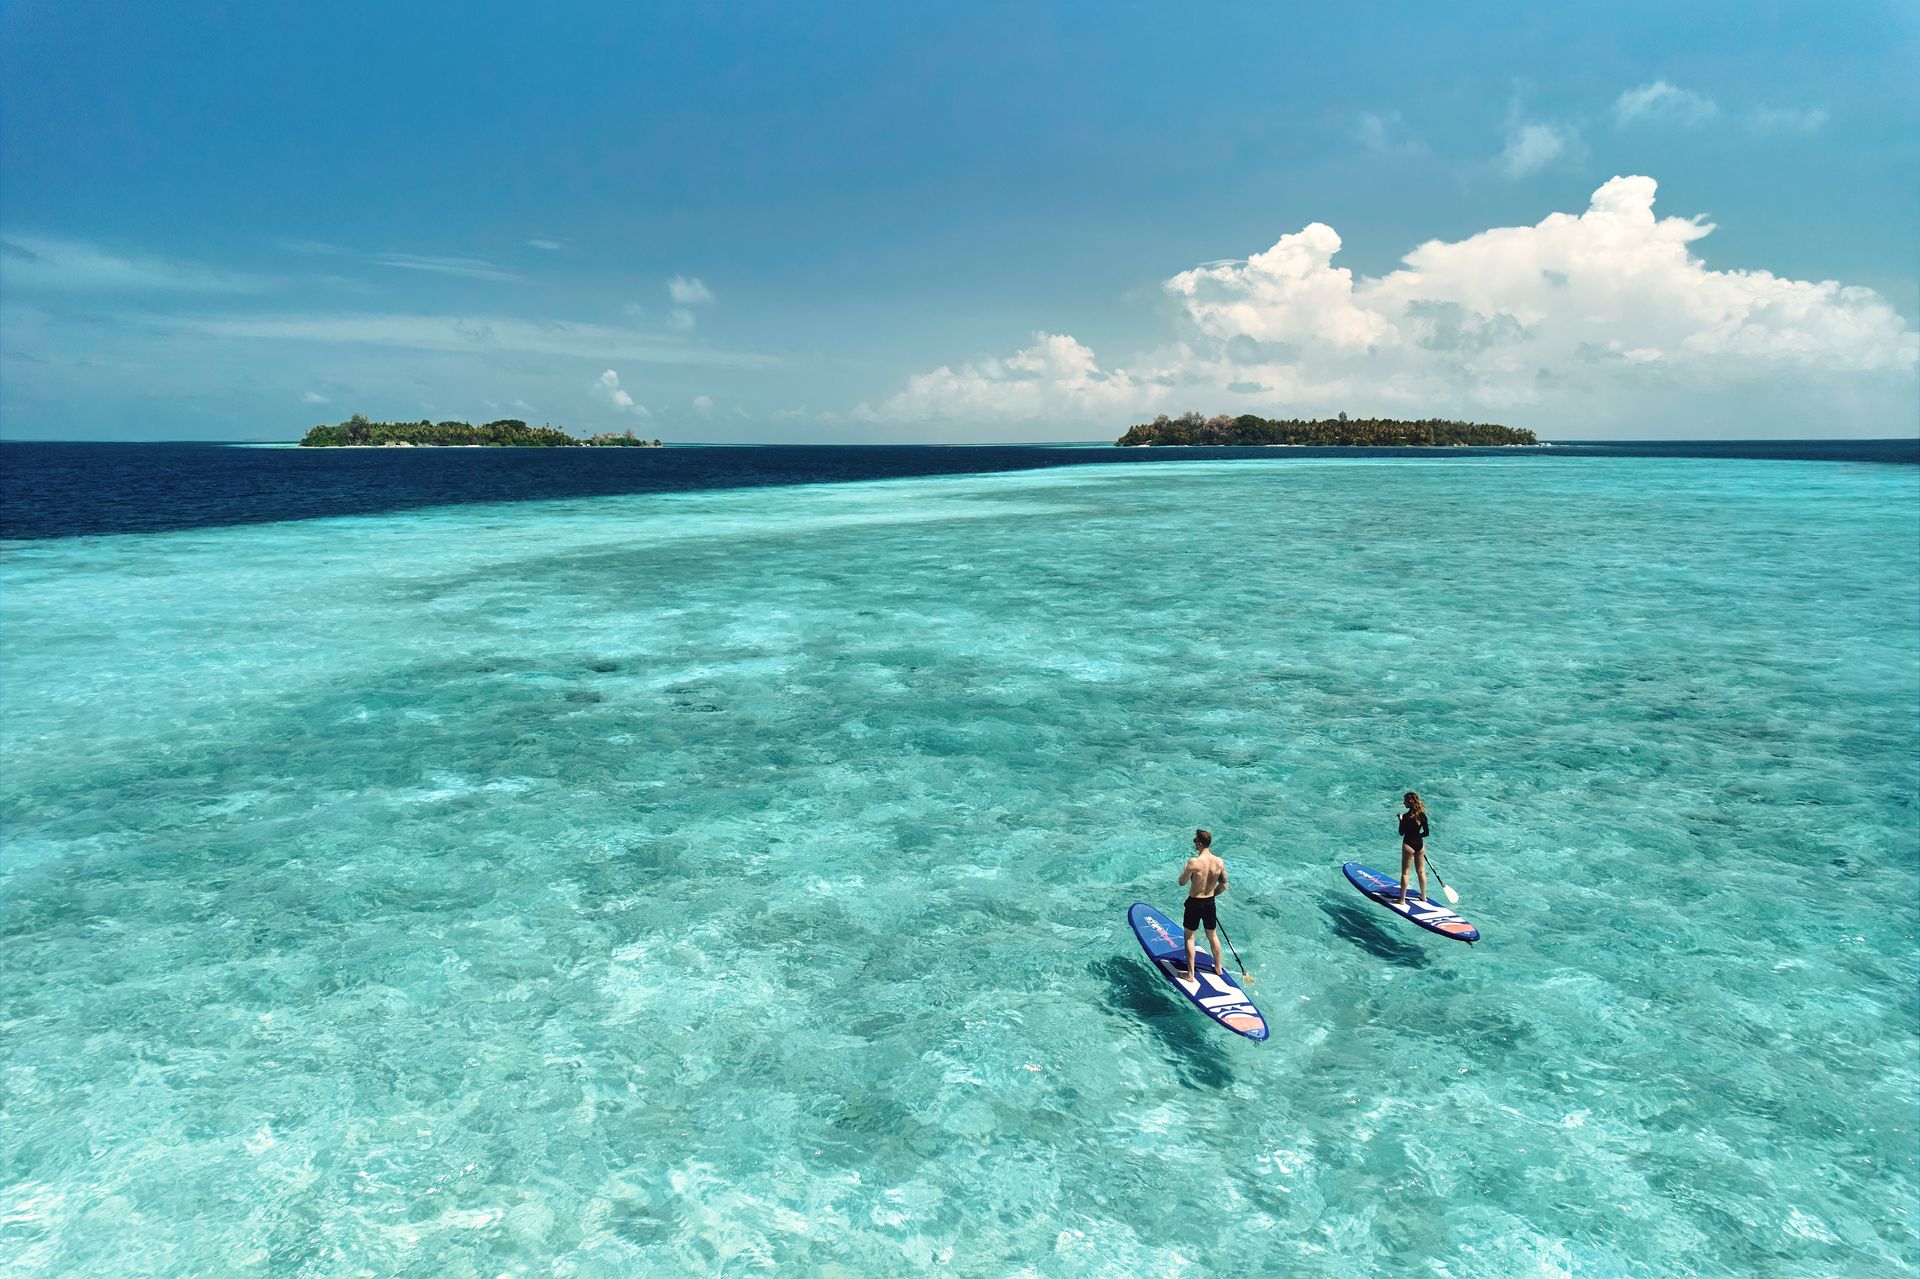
1397, 843, 1415, 904
1415, 849, 1429, 901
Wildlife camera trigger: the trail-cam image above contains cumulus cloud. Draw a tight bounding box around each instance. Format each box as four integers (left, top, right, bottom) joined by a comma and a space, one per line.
1498, 122, 1576, 178
668, 276, 715, 305
1613, 82, 1719, 127
873, 176, 1916, 435
870, 332, 1149, 422
596, 369, 650, 416
1168, 224, 1392, 349
692, 394, 714, 417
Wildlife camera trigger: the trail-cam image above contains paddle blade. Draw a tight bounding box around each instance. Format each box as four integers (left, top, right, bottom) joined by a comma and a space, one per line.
1442, 883, 1461, 905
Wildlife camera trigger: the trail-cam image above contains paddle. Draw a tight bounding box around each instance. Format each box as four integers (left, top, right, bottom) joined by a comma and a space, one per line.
1217, 920, 1255, 988
1424, 854, 1462, 906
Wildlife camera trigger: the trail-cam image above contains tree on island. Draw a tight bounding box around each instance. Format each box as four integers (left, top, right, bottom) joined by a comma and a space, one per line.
581, 427, 663, 447
1115, 411, 1536, 447
298, 415, 661, 447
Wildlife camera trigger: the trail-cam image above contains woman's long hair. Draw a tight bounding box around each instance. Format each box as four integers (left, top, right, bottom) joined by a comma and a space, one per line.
1403, 792, 1425, 819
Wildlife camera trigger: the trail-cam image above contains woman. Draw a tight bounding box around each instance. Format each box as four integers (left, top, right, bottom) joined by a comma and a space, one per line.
1396, 791, 1430, 906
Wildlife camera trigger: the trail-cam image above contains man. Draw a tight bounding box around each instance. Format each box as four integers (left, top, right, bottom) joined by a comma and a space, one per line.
1177, 828, 1229, 984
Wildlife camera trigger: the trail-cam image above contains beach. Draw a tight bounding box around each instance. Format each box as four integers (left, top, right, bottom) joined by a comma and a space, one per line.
2, 449, 1916, 1277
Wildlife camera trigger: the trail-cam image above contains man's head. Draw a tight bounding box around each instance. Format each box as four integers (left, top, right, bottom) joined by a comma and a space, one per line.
1193, 828, 1212, 852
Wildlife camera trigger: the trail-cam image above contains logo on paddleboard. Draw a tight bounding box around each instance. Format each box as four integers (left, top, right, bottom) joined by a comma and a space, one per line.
1146, 918, 1176, 947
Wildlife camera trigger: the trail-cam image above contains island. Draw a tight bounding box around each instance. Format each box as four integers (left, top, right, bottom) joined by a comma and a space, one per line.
298, 415, 662, 447
1117, 412, 1537, 448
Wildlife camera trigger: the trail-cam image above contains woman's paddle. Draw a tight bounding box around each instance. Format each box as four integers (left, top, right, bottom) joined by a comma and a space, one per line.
1424, 854, 1461, 905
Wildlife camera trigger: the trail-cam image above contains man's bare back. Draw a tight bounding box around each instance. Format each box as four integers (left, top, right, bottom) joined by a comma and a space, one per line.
1180, 851, 1228, 898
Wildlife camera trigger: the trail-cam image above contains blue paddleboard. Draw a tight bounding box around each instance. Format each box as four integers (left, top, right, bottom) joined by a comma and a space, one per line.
1127, 902, 1269, 1041
1342, 862, 1481, 943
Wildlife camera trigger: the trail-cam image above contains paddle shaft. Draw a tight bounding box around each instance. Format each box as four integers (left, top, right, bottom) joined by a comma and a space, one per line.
1217, 921, 1251, 983
1423, 853, 1461, 903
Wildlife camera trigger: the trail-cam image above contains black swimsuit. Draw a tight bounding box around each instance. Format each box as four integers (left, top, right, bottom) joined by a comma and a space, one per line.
1399, 811, 1429, 852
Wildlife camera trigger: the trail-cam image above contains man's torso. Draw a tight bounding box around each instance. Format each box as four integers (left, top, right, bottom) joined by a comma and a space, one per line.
1186, 853, 1227, 899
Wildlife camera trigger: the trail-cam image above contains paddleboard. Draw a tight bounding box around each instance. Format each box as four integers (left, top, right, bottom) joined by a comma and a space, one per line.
1127, 902, 1269, 1041
1342, 862, 1481, 943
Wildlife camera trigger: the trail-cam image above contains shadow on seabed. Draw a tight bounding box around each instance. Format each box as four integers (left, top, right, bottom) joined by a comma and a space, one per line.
1092, 955, 1237, 1090
1320, 898, 1431, 969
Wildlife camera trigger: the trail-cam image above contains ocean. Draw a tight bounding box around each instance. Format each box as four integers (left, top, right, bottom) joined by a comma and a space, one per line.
2, 442, 1916, 1276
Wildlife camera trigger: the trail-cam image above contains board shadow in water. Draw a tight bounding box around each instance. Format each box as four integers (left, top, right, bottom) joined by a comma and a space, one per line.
1093, 956, 1235, 1090
1322, 898, 1431, 969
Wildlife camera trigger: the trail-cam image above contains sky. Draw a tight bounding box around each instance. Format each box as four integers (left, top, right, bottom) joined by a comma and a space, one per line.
2, 0, 1916, 441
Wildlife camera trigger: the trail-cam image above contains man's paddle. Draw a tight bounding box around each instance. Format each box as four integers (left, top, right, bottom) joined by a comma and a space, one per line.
1424, 855, 1462, 905
1217, 921, 1254, 987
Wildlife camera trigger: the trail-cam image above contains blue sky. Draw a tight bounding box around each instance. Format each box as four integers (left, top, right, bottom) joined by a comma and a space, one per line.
2, 0, 1915, 440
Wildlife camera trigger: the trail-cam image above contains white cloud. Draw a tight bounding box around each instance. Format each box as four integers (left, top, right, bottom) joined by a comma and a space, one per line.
692, 394, 714, 417
668, 275, 715, 305
871, 332, 1149, 422
1747, 105, 1828, 136
1498, 122, 1575, 178
526, 239, 564, 251
668, 307, 697, 332
299, 390, 329, 404
1610, 82, 1824, 137
0, 234, 271, 293
278, 238, 348, 257
371, 253, 519, 282
596, 369, 650, 416
873, 176, 1917, 435
1168, 223, 1392, 349
1356, 176, 1911, 373
150, 311, 780, 368
284, 238, 534, 278
1613, 81, 1719, 127
1355, 111, 1427, 157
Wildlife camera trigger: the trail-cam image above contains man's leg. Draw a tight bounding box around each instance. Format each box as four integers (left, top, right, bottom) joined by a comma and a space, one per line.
1206, 926, 1226, 980
1183, 927, 1199, 982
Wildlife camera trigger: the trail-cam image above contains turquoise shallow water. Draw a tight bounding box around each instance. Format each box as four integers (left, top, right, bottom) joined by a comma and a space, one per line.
3, 456, 1917, 1277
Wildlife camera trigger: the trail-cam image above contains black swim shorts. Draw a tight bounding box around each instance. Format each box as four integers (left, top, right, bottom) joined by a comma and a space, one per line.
1183, 896, 1219, 930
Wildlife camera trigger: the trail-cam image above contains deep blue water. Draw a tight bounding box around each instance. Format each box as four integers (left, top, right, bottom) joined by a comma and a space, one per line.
2, 439, 1914, 540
